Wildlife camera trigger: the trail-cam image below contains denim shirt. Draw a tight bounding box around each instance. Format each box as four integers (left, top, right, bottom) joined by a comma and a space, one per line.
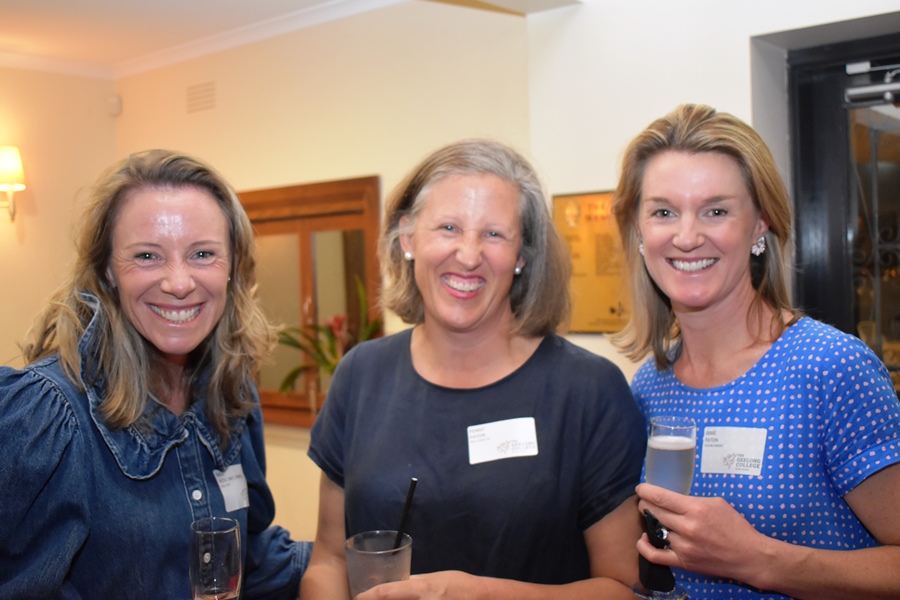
0, 295, 311, 599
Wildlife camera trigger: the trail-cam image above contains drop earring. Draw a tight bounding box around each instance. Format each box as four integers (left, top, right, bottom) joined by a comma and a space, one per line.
638, 240, 644, 256
404, 251, 413, 261
751, 236, 766, 257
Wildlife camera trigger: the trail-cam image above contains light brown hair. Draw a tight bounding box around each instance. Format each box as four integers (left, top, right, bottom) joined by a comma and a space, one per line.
380, 138, 571, 336
23, 149, 275, 441
612, 104, 798, 369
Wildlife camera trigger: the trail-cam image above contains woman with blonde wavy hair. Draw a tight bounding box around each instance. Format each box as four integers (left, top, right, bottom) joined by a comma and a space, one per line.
0, 149, 310, 599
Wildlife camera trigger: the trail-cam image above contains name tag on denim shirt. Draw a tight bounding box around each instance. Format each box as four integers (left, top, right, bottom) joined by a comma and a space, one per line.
467, 417, 539, 465
700, 427, 768, 476
214, 464, 250, 512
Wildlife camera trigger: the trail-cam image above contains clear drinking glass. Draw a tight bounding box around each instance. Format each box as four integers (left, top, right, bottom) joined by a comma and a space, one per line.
190, 517, 242, 600
345, 530, 412, 598
633, 416, 697, 600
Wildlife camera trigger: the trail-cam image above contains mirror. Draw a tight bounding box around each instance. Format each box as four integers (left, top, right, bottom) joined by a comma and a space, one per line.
239, 176, 381, 428
256, 231, 301, 391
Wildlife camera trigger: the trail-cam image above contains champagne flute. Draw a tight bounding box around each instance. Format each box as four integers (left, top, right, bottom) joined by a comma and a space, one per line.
633, 416, 697, 600
190, 517, 242, 600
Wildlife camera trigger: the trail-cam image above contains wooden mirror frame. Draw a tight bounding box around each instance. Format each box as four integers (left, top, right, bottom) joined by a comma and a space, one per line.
239, 176, 381, 428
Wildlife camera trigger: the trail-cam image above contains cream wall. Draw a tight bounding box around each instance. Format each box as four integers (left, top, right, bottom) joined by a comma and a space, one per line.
3, 0, 900, 544
113, 1, 530, 198
0, 68, 116, 366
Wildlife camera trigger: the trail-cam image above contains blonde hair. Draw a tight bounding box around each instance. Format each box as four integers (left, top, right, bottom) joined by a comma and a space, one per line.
23, 149, 276, 441
612, 104, 798, 369
380, 138, 571, 336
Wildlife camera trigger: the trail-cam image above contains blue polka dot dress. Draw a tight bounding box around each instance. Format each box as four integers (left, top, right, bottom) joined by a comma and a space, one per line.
632, 317, 900, 599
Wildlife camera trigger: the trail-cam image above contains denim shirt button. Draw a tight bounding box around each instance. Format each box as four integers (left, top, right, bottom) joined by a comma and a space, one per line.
192, 489, 202, 501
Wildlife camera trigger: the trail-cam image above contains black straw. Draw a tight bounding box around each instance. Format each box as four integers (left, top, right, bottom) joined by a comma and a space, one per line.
394, 477, 418, 549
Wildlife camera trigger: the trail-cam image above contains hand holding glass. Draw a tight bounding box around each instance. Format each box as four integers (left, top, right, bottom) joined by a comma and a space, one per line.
190, 517, 242, 600
634, 416, 697, 600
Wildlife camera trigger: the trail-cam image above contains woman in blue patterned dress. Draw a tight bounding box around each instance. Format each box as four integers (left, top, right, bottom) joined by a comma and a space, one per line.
612, 104, 900, 599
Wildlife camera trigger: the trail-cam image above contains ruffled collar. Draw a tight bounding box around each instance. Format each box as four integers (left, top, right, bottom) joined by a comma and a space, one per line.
76, 292, 245, 479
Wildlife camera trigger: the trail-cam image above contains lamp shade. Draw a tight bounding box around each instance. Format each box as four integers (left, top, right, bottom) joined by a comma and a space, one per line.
0, 146, 25, 192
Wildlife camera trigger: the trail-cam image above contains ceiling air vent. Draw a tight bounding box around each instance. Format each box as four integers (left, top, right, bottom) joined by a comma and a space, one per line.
186, 81, 216, 113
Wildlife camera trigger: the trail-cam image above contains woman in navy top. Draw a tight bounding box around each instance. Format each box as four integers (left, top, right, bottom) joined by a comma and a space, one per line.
302, 139, 647, 599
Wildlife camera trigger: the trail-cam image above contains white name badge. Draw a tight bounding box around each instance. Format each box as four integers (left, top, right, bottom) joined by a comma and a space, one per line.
214, 463, 250, 512
700, 426, 768, 476
467, 417, 539, 465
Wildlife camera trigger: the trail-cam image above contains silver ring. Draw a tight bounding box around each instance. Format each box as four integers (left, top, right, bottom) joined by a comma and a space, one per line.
658, 526, 669, 541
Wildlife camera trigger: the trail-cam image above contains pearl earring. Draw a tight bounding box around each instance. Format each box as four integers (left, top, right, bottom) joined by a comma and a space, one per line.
514, 265, 522, 275
751, 236, 766, 257
638, 240, 644, 256
404, 251, 413, 261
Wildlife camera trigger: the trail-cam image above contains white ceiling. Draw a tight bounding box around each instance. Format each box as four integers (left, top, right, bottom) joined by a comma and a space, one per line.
0, 0, 579, 79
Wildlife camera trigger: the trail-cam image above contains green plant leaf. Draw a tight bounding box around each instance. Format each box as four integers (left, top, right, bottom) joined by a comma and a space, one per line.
276, 276, 382, 382
278, 329, 315, 354
278, 364, 311, 392
354, 274, 382, 343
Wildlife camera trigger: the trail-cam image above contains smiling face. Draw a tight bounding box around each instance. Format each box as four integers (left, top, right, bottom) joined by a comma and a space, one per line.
109, 185, 231, 366
637, 151, 768, 315
400, 173, 525, 337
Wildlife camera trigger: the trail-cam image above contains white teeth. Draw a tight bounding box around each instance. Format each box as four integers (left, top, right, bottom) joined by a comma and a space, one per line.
442, 276, 484, 292
151, 305, 200, 322
671, 258, 716, 272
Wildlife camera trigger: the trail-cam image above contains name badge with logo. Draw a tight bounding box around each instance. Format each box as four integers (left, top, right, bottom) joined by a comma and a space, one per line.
214, 463, 250, 512
467, 417, 539, 465
700, 426, 768, 476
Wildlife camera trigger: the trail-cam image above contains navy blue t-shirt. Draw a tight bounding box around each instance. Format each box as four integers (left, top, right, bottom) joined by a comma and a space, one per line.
309, 330, 645, 584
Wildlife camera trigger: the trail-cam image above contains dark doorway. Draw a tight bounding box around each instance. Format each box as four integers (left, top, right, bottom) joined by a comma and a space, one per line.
750, 13, 900, 392
788, 35, 900, 328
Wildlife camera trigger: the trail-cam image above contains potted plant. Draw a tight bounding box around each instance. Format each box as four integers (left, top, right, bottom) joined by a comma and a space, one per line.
277, 277, 381, 394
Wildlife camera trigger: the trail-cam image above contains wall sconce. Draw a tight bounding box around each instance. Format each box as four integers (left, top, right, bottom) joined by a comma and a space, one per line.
0, 146, 26, 221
